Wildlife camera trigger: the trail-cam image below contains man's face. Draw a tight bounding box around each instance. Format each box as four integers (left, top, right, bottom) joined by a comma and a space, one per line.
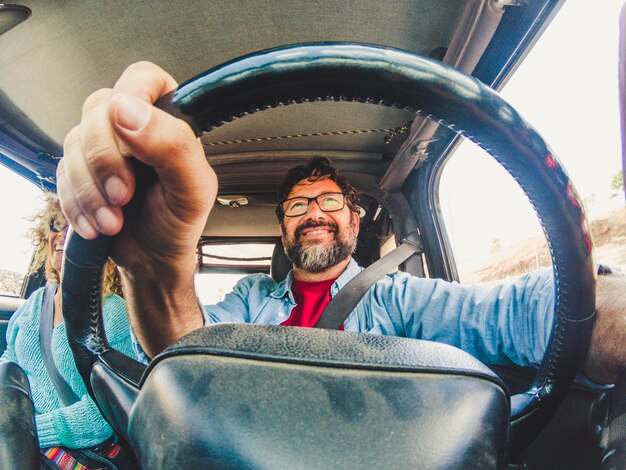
280, 177, 360, 273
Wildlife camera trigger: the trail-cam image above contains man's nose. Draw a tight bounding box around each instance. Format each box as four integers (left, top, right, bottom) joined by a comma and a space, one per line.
304, 199, 327, 219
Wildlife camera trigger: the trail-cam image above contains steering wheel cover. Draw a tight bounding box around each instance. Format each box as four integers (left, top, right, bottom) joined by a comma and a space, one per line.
62, 43, 596, 453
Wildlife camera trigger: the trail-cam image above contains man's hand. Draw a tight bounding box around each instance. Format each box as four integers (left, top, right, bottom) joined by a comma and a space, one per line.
583, 274, 626, 384
57, 61, 217, 356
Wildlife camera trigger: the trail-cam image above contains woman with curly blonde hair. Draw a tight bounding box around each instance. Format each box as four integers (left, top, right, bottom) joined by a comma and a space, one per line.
1, 193, 134, 469
27, 192, 122, 295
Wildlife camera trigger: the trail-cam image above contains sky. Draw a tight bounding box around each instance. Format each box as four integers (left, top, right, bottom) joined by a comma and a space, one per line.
0, 0, 625, 277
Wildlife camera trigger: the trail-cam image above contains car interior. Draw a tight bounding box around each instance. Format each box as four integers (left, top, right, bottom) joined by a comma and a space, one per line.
0, 1, 623, 469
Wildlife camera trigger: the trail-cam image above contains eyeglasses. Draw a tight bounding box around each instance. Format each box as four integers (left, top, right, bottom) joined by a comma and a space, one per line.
49, 219, 69, 233
280, 192, 346, 217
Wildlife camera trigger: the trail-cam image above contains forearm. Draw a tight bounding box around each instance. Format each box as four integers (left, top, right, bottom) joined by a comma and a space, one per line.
396, 269, 554, 367
120, 261, 204, 358
583, 275, 626, 384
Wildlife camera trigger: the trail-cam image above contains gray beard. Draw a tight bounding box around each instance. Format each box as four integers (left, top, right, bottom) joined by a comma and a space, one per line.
282, 221, 357, 273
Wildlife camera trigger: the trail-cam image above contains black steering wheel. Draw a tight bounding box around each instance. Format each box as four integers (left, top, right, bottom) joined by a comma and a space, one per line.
61, 43, 596, 465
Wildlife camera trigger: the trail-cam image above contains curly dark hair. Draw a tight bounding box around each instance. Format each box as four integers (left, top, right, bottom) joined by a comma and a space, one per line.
275, 157, 360, 222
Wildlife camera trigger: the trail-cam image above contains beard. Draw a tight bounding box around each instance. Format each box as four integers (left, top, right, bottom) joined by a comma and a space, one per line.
282, 218, 358, 273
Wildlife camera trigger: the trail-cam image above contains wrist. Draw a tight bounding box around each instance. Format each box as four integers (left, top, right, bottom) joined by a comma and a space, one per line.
119, 257, 203, 357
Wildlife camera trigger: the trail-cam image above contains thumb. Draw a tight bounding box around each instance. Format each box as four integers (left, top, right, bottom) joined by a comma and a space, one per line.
109, 93, 216, 223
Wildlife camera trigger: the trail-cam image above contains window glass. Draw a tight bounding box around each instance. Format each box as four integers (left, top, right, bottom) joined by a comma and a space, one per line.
440, 0, 626, 283
380, 234, 396, 257
440, 142, 549, 284
195, 273, 248, 305
198, 243, 273, 269
0, 165, 43, 297
194, 243, 274, 304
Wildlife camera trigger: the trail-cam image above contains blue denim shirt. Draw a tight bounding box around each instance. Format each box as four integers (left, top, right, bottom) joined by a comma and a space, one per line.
202, 259, 555, 367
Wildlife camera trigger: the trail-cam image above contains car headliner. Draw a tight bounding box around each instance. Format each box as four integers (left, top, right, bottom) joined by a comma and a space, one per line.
0, 0, 564, 238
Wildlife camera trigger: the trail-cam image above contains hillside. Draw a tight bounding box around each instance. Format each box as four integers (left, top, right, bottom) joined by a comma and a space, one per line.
462, 207, 626, 283
0, 269, 26, 297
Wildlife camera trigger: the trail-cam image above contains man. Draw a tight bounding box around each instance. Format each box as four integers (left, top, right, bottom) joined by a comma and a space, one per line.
57, 61, 625, 383
204, 156, 553, 369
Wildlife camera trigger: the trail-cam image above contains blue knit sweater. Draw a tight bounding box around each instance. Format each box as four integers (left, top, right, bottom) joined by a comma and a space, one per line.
1, 286, 134, 449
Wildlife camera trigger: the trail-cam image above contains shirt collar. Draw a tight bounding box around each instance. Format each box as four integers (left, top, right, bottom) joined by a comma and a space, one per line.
333, 258, 362, 291
270, 258, 362, 300
270, 270, 295, 300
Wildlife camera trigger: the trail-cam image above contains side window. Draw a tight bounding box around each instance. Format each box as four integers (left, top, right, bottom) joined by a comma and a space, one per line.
0, 165, 42, 297
440, 0, 626, 282
439, 141, 549, 284
194, 243, 274, 304
440, 140, 626, 284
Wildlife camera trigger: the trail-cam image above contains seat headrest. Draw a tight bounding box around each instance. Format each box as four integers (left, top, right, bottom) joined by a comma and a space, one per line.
270, 240, 292, 283
0, 362, 40, 468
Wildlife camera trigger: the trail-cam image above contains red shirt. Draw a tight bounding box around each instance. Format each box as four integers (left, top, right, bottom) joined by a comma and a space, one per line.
281, 276, 343, 329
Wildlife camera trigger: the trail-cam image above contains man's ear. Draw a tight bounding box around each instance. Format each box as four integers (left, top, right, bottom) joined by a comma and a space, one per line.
352, 210, 360, 232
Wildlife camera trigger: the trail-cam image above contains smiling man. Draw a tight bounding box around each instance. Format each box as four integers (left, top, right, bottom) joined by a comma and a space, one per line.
274, 159, 359, 329
196, 157, 554, 369
279, 162, 359, 280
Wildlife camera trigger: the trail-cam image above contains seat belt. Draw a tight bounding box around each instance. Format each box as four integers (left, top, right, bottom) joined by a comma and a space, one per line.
315, 232, 422, 330
39, 282, 80, 406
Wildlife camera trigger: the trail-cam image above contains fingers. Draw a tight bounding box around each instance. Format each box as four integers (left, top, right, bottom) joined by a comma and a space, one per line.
109, 92, 214, 222
107, 63, 213, 224
80, 88, 135, 205
57, 157, 97, 239
110, 61, 179, 157
109, 61, 199, 174
62, 122, 125, 237
110, 94, 203, 173
60, 88, 130, 238
113, 61, 178, 103
58, 61, 190, 239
